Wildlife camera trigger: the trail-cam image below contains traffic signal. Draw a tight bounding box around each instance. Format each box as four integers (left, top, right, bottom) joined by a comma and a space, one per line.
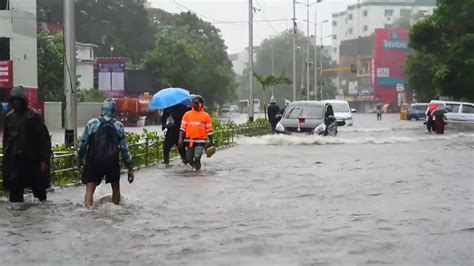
350, 64, 357, 74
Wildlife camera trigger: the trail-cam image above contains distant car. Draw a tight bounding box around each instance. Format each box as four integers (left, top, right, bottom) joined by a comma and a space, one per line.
275, 101, 345, 136
322, 100, 355, 126
220, 105, 231, 116
407, 103, 428, 120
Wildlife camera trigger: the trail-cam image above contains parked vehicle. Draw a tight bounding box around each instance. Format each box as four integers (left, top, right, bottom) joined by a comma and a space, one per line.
429, 100, 474, 123
322, 100, 355, 126
275, 101, 345, 136
406, 103, 429, 120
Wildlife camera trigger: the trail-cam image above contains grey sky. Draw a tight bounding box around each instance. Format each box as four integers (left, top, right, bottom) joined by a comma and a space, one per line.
150, 0, 358, 54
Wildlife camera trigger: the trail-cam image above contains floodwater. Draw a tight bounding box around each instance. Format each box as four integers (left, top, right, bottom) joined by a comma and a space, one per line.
1, 114, 473, 265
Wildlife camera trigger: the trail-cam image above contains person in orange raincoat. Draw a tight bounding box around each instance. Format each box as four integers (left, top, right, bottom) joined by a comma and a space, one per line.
178, 95, 214, 170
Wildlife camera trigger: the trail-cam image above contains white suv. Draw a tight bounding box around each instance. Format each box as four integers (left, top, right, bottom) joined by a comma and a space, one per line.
322, 100, 354, 126
430, 100, 474, 123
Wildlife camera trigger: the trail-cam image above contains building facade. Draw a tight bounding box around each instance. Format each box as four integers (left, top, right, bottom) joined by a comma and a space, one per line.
331, 0, 436, 63
0, 0, 38, 106
76, 42, 98, 90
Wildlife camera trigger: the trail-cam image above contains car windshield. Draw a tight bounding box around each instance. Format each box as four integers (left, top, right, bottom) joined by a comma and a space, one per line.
285, 105, 324, 119
330, 102, 350, 112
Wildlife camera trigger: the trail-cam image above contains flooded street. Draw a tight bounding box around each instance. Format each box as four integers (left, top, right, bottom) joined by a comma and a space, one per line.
1, 114, 473, 265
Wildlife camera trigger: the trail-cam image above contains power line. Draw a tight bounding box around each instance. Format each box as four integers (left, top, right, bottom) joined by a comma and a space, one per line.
255, 0, 279, 34
171, 0, 222, 23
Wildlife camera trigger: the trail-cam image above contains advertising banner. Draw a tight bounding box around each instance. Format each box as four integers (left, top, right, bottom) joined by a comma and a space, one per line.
0, 61, 13, 88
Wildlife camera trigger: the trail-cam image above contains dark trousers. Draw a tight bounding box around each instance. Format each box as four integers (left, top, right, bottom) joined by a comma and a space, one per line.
163, 129, 187, 164
9, 183, 47, 202
427, 116, 435, 132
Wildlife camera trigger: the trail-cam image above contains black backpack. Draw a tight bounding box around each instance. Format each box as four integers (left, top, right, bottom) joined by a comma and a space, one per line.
88, 117, 120, 164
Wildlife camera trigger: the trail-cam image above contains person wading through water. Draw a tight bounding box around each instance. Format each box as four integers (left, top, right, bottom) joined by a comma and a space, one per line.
2, 86, 52, 203
178, 95, 214, 171
76, 98, 134, 208
161, 103, 190, 166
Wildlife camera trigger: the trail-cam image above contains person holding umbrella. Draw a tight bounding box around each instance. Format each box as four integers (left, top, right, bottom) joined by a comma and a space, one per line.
149, 88, 192, 166
161, 102, 190, 166
426, 102, 438, 133
178, 95, 214, 171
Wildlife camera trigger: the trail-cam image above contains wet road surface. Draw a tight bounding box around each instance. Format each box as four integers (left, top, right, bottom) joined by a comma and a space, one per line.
0, 114, 473, 265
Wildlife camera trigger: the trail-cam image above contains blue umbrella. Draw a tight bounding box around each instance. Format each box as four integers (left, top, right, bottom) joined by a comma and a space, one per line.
149, 88, 190, 109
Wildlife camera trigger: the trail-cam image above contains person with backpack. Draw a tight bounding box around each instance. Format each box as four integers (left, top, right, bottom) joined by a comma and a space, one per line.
76, 98, 134, 209
178, 95, 214, 171
161, 103, 190, 166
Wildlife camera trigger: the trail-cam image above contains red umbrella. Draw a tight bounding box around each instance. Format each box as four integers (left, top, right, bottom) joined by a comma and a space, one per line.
428, 103, 439, 112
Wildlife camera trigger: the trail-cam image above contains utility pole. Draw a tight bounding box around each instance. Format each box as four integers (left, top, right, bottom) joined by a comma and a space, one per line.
64, 0, 77, 148
320, 22, 324, 100
248, 0, 254, 122
314, 6, 318, 100
292, 0, 296, 101
306, 0, 310, 100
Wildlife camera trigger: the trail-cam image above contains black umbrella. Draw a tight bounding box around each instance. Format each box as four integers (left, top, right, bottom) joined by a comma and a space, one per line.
432, 107, 446, 116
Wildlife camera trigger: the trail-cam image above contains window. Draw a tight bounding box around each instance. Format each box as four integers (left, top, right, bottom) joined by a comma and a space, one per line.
363, 10, 368, 17
0, 38, 10, 60
400, 9, 411, 18
332, 35, 337, 40
0, 0, 9, 10
333, 47, 338, 53
90, 49, 93, 59
384, 24, 392, 28
348, 28, 353, 35
332, 21, 337, 27
363, 25, 368, 32
446, 104, 460, 113
461, 104, 474, 114
347, 14, 353, 20
385, 9, 394, 17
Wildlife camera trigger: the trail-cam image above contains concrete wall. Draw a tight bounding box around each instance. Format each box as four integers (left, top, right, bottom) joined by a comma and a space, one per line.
44, 102, 102, 132
44, 102, 62, 131
77, 102, 102, 126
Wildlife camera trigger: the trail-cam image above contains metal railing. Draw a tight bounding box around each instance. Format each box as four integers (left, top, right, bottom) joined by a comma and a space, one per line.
0, 121, 271, 192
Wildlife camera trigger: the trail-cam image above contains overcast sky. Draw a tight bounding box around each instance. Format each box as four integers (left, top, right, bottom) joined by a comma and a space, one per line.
150, 0, 359, 54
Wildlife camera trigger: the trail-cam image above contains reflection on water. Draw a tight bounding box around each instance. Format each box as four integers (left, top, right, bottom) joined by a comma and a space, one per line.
0, 114, 473, 264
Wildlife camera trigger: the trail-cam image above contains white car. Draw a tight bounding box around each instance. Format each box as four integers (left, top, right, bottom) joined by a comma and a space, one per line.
322, 100, 355, 126
429, 100, 474, 123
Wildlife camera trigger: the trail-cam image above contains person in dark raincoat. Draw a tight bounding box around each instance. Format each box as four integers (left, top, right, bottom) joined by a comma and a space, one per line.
161, 103, 190, 166
267, 97, 280, 132
2, 86, 52, 202
376, 104, 383, 120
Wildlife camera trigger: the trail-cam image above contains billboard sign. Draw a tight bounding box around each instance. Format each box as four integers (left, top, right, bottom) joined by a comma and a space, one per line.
374, 28, 410, 104
97, 61, 125, 97
0, 61, 13, 88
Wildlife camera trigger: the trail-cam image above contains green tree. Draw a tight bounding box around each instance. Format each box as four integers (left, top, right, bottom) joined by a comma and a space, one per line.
406, 0, 474, 101
142, 11, 236, 107
37, 0, 154, 65
37, 32, 64, 103
254, 74, 291, 119
76, 89, 107, 102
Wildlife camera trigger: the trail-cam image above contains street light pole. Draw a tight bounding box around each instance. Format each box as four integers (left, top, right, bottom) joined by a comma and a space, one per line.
292, 0, 296, 101
306, 0, 310, 100
64, 0, 77, 148
320, 21, 327, 100
248, 0, 254, 122
314, 5, 318, 100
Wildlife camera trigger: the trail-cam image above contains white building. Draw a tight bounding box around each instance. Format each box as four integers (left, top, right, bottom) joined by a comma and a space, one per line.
0, 0, 38, 104
76, 42, 98, 90
331, 0, 436, 63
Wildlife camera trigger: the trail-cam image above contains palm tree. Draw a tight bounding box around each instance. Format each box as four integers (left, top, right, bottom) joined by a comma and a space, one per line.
254, 73, 292, 120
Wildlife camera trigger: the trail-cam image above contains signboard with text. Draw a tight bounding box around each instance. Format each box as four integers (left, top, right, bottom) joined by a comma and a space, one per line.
373, 28, 409, 104
0, 61, 13, 88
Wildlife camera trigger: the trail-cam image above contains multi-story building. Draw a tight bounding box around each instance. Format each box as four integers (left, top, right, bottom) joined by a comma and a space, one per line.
0, 0, 38, 106
331, 0, 436, 63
